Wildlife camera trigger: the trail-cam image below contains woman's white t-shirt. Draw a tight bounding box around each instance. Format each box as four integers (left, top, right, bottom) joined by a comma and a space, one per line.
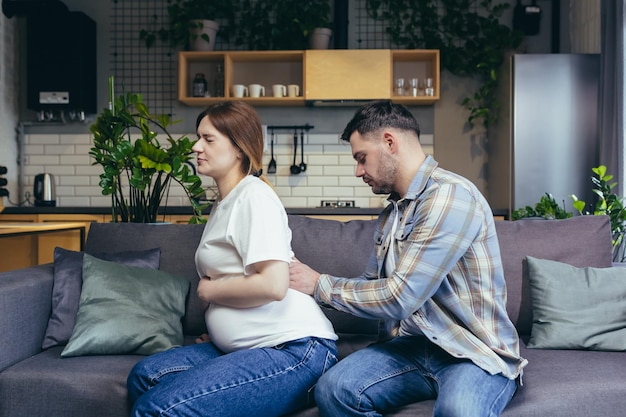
195, 176, 337, 353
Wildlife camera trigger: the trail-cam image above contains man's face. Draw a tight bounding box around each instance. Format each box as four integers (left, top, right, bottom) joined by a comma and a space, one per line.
349, 131, 397, 195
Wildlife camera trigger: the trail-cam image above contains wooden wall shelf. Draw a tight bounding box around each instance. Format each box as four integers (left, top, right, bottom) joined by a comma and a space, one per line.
178, 49, 440, 106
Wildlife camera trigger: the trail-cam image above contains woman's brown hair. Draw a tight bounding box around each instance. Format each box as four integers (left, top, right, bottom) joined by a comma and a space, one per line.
195, 101, 273, 187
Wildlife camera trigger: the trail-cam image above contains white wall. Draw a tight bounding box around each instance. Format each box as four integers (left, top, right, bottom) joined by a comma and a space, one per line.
22, 131, 433, 208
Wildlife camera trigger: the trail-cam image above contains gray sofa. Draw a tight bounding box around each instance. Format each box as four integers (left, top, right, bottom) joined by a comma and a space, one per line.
1, 214, 625, 417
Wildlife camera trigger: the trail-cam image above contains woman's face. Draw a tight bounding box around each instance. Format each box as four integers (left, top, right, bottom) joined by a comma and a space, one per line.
192, 115, 242, 181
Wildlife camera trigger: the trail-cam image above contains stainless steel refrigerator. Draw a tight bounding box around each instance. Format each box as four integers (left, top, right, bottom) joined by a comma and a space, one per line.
487, 54, 600, 219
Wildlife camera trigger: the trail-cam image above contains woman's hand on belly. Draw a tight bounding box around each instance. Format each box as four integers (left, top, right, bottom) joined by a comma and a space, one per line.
197, 260, 289, 309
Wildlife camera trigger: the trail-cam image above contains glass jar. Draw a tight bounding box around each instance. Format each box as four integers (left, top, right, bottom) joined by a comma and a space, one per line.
192, 73, 208, 97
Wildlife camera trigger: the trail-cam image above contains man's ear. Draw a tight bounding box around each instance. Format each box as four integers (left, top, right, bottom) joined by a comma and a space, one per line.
382, 131, 398, 154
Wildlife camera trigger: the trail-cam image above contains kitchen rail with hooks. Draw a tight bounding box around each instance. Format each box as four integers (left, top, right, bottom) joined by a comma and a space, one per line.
266, 124, 314, 132
266, 124, 314, 175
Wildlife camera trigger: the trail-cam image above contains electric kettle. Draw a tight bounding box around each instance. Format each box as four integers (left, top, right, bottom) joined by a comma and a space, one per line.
34, 173, 56, 207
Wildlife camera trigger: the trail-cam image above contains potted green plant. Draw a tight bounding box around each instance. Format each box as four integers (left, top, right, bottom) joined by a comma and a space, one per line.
234, 0, 331, 50
512, 193, 573, 220
89, 77, 208, 224
293, 0, 332, 49
140, 0, 237, 50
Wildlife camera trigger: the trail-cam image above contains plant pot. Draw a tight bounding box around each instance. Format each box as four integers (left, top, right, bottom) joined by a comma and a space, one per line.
309, 27, 332, 50
189, 19, 220, 51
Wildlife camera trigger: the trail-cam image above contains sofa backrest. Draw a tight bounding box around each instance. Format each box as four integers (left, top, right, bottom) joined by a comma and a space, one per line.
85, 216, 380, 337
288, 215, 379, 335
288, 215, 614, 337
495, 215, 613, 335
85, 214, 614, 339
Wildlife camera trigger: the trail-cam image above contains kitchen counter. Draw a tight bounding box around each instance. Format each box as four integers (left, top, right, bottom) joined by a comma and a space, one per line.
0, 206, 509, 218
0, 206, 384, 217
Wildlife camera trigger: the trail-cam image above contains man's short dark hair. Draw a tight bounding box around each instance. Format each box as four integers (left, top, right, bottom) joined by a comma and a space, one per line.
340, 100, 421, 142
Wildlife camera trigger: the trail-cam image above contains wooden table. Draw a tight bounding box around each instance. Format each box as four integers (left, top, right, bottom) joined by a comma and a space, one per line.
0, 222, 86, 250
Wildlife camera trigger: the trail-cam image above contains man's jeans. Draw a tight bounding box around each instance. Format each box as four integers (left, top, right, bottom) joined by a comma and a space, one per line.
127, 337, 337, 417
315, 336, 517, 417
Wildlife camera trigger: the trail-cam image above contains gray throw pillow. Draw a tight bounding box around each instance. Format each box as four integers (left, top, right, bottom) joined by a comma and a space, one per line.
526, 256, 626, 351
42, 246, 161, 349
61, 254, 189, 357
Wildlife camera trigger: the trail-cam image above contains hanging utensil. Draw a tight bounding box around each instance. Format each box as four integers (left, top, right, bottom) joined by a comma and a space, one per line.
290, 130, 301, 175
299, 129, 307, 172
267, 130, 277, 174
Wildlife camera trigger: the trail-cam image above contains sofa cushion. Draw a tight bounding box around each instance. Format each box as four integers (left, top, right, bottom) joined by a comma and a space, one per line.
499, 343, 626, 417
525, 256, 626, 350
84, 223, 207, 336
0, 347, 141, 417
61, 254, 189, 357
494, 216, 613, 336
43, 246, 161, 349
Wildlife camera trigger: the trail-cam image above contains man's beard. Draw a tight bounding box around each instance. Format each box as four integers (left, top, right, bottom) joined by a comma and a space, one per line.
369, 151, 397, 195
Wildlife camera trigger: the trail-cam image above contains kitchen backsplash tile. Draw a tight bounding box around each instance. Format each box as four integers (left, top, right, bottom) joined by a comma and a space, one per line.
23, 132, 434, 208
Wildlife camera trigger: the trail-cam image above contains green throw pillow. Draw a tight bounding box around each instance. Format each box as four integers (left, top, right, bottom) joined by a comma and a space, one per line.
61, 254, 190, 357
526, 256, 626, 351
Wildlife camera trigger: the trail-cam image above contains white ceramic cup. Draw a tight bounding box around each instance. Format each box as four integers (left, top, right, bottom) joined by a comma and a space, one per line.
287, 84, 300, 97
232, 84, 248, 98
248, 84, 265, 98
272, 84, 287, 97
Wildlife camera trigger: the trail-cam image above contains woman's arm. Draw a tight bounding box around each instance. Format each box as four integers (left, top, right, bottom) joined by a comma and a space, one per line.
197, 259, 289, 308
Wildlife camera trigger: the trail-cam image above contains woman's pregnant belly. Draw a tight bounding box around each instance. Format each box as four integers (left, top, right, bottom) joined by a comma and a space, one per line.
205, 289, 335, 353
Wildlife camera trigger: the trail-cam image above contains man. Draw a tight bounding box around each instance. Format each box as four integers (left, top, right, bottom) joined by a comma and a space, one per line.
289, 101, 527, 417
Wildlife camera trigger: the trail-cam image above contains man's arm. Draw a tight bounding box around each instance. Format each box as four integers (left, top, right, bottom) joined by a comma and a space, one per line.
296, 185, 483, 321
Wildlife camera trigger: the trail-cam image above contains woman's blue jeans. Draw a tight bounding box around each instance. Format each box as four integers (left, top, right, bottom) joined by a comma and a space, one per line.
315, 336, 517, 417
127, 337, 337, 417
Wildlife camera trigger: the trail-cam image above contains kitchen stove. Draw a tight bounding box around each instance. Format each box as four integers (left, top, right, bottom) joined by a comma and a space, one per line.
319, 200, 357, 208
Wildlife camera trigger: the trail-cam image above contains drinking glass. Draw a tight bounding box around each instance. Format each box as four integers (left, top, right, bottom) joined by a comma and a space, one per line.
394, 78, 406, 96
409, 78, 419, 96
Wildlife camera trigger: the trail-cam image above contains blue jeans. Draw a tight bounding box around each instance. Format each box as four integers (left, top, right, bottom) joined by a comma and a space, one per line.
127, 337, 337, 417
315, 336, 517, 417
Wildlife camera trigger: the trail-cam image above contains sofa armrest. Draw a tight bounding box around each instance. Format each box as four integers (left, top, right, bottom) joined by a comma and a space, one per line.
0, 264, 54, 372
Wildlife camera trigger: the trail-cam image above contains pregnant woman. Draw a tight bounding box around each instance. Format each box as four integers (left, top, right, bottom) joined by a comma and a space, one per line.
127, 101, 338, 417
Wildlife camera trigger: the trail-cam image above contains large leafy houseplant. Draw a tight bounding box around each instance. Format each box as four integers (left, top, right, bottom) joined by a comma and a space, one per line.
89, 83, 207, 224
